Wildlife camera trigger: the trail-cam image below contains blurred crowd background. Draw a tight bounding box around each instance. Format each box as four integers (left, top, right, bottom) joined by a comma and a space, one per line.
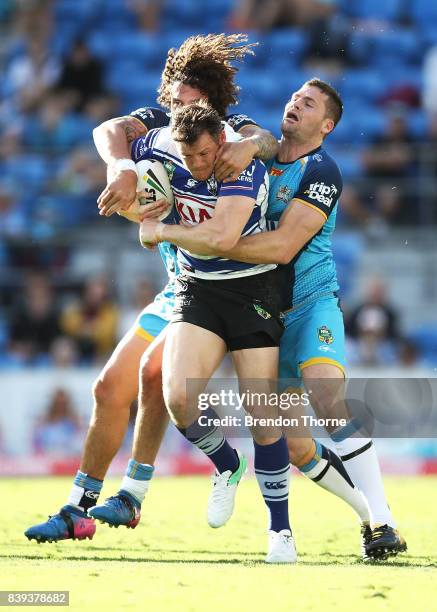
0, 0, 436, 473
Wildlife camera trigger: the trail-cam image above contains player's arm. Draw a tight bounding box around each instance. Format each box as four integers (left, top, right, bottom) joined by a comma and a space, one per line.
93, 115, 147, 215
225, 157, 342, 263
215, 114, 278, 181
94, 108, 169, 216
223, 200, 326, 264
93, 115, 148, 165
142, 195, 255, 254
238, 124, 279, 162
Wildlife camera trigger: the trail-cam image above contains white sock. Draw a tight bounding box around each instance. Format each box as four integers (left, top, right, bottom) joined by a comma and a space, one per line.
67, 484, 85, 510
301, 443, 370, 523
334, 437, 396, 528
120, 475, 150, 504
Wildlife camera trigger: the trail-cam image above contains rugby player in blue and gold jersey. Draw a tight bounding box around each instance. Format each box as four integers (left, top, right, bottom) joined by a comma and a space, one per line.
220, 78, 407, 561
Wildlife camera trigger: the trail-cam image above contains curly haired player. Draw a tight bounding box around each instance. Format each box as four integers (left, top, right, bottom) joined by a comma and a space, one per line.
24, 33, 279, 545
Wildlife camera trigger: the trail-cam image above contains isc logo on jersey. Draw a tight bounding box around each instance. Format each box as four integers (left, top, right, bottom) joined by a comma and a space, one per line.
305, 182, 338, 207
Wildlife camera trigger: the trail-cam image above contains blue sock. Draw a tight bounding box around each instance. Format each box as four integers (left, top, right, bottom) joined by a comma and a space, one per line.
69, 470, 103, 512
125, 459, 155, 481
178, 408, 239, 474
120, 459, 155, 505
254, 437, 291, 533
299, 439, 324, 474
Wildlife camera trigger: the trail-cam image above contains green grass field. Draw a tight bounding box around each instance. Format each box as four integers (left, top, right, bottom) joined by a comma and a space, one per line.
1, 475, 437, 611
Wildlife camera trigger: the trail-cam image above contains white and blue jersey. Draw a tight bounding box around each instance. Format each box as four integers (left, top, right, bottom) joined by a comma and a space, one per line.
129, 107, 262, 339
131, 125, 274, 280
266, 146, 342, 309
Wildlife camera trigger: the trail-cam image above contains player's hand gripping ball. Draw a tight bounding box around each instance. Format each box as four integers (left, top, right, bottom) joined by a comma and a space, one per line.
118, 159, 174, 223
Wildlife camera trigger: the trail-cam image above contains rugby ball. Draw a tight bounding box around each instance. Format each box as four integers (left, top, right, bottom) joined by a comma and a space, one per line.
119, 159, 174, 222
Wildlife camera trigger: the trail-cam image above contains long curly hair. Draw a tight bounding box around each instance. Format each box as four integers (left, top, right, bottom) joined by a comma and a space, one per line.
157, 33, 256, 117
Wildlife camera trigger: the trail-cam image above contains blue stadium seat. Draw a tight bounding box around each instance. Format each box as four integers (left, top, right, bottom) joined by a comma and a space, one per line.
163, 0, 208, 29
106, 65, 161, 107
263, 28, 309, 66
332, 232, 364, 299
422, 26, 437, 46
86, 31, 113, 62
385, 67, 423, 90
345, 0, 402, 21
370, 29, 423, 67
349, 29, 421, 68
237, 70, 285, 107
326, 145, 363, 179
408, 111, 428, 139
339, 69, 387, 104
54, 0, 100, 27
1, 156, 50, 193
409, 326, 437, 364
98, 0, 137, 29
110, 33, 165, 68
329, 105, 385, 145
410, 0, 437, 28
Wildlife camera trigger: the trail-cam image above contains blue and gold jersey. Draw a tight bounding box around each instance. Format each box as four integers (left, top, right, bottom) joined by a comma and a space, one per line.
266, 146, 342, 308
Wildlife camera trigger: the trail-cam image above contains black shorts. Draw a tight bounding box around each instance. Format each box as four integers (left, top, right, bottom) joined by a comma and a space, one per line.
171, 270, 284, 351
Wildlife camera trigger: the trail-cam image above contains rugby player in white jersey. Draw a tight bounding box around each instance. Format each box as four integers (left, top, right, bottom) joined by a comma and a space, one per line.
24, 34, 280, 546
108, 82, 405, 563
131, 102, 296, 562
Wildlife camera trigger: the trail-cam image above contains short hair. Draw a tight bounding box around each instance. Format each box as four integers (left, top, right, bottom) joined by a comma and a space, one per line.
158, 33, 256, 118
171, 103, 223, 145
304, 78, 343, 127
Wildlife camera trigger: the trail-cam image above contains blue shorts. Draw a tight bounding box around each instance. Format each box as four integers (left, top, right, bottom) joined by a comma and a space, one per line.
134, 283, 174, 342
279, 294, 346, 382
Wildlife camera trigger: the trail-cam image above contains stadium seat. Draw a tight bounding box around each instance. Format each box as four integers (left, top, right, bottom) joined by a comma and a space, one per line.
370, 29, 423, 67
54, 0, 100, 27
98, 0, 137, 30
408, 110, 428, 139
422, 26, 437, 46
110, 32, 165, 68
263, 28, 309, 67
332, 232, 364, 298
163, 0, 209, 29
326, 145, 363, 179
349, 29, 421, 68
345, 0, 402, 21
410, 0, 437, 29
339, 69, 388, 104
237, 70, 285, 106
409, 326, 437, 364
105, 62, 161, 103
1, 156, 50, 193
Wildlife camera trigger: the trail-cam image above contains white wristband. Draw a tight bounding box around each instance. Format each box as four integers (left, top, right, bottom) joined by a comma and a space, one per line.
112, 158, 137, 174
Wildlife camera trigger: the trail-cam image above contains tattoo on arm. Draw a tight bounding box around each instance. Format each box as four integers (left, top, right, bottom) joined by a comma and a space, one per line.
238, 126, 279, 161
122, 117, 148, 143
253, 130, 279, 161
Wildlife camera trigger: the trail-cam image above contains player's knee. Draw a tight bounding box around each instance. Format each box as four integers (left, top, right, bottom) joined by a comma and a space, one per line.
139, 351, 162, 392
164, 384, 190, 428
92, 376, 111, 408
92, 370, 128, 411
287, 438, 315, 467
